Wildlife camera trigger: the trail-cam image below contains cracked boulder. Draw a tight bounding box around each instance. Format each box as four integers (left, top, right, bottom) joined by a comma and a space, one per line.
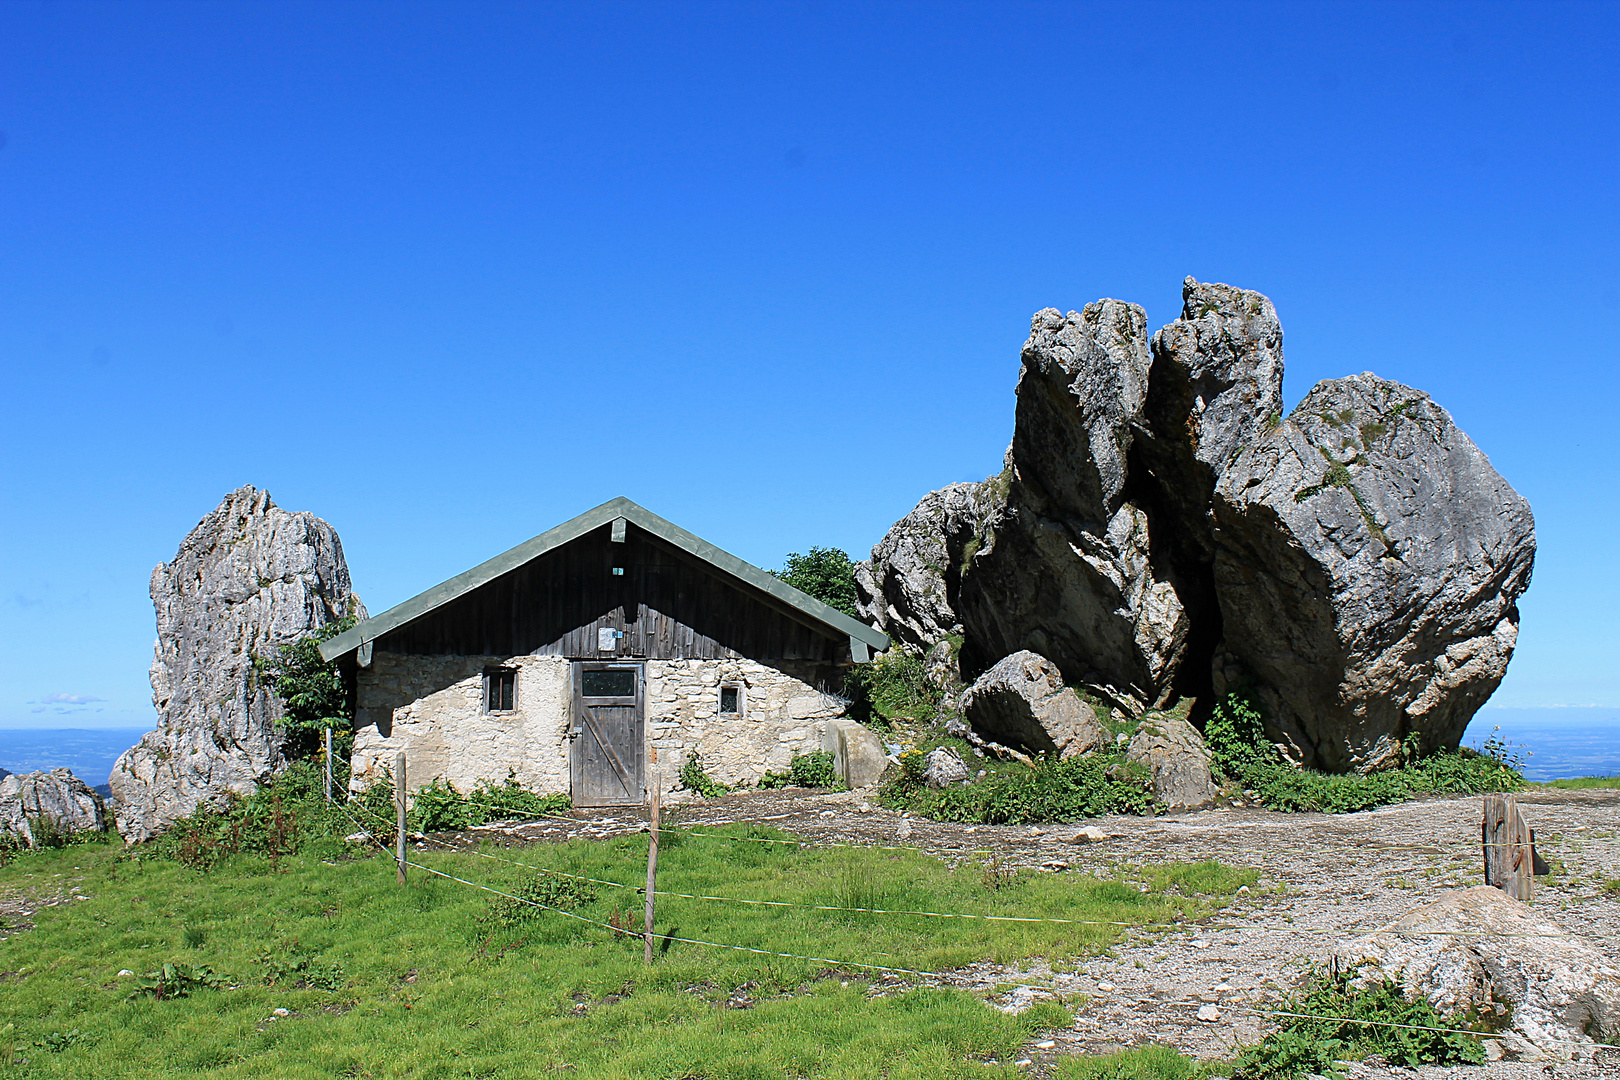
110, 486, 363, 842
960, 651, 1108, 759
1212, 375, 1535, 771
0, 768, 109, 847
1331, 886, 1620, 1061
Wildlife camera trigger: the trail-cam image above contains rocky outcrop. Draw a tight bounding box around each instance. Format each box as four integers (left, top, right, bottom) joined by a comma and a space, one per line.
955, 301, 1188, 701
854, 480, 1007, 683
0, 769, 109, 847
1213, 376, 1535, 771
862, 277, 1533, 771
1331, 886, 1620, 1061
110, 486, 361, 842
961, 651, 1108, 759
1125, 715, 1216, 811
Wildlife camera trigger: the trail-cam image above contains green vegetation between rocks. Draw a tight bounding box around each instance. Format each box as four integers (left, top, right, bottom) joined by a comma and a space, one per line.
880, 739, 1154, 825
758, 750, 844, 791
1204, 694, 1525, 814
0, 815, 1254, 1078
845, 648, 942, 729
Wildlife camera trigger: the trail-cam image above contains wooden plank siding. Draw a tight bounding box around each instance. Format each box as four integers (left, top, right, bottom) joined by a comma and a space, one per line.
375, 525, 842, 662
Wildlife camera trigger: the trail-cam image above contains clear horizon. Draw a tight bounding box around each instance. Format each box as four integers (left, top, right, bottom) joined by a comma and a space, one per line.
3, 2, 1617, 729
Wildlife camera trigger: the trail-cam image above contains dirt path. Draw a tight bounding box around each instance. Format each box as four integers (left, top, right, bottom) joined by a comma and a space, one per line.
439, 787, 1620, 1078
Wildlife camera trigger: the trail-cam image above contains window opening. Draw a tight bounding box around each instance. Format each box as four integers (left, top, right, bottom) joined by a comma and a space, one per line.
719, 685, 740, 714
485, 668, 516, 712
581, 669, 636, 698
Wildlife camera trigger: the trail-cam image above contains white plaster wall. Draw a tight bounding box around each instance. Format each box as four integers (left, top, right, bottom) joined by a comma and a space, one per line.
350, 652, 572, 795
349, 652, 851, 799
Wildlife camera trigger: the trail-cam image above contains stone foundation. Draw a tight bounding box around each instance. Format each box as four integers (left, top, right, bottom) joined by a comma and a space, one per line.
349, 652, 859, 800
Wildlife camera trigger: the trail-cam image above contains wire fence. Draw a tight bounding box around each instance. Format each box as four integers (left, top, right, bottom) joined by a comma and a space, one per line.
336, 796, 1620, 945
319, 795, 1620, 1050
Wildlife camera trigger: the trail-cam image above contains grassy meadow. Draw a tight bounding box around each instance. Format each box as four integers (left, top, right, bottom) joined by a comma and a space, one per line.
0, 821, 1254, 1079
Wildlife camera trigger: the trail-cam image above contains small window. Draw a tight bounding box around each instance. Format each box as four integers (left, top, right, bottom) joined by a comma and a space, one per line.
581, 669, 636, 698
611, 566, 625, 576
719, 685, 740, 714
484, 669, 516, 712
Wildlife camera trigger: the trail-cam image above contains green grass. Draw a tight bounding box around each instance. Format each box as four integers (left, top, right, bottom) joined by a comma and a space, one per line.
1539, 775, 1620, 789
0, 824, 1254, 1079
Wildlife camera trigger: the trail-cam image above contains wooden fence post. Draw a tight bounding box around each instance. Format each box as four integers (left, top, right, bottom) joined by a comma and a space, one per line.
324, 727, 333, 806
396, 751, 408, 887
1482, 793, 1533, 900
644, 749, 660, 965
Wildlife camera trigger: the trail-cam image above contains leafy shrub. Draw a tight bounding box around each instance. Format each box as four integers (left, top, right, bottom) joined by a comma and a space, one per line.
759, 750, 844, 790
1232, 971, 1489, 1078
484, 873, 600, 927
678, 753, 730, 798
845, 648, 941, 727
884, 752, 1153, 824
774, 546, 859, 617
254, 610, 359, 764
410, 778, 472, 832
1204, 692, 1524, 814
127, 962, 228, 1000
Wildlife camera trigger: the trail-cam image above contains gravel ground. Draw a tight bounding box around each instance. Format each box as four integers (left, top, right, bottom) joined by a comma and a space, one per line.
436, 785, 1620, 1078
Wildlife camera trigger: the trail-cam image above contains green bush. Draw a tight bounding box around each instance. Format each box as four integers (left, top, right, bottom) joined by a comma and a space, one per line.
1204, 692, 1524, 814
678, 753, 730, 798
151, 763, 342, 869
759, 750, 844, 790
400, 773, 571, 833
774, 546, 859, 617
845, 648, 941, 727
1232, 971, 1489, 1078
482, 873, 600, 928
884, 752, 1154, 824
253, 609, 360, 764
126, 962, 228, 1001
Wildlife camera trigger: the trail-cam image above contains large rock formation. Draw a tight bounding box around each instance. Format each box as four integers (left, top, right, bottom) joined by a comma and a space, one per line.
1213, 375, 1535, 771
861, 278, 1534, 771
1331, 886, 1620, 1060
0, 768, 109, 847
110, 486, 361, 842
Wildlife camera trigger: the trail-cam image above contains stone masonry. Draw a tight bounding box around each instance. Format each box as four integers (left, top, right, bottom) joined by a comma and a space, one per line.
348, 652, 852, 799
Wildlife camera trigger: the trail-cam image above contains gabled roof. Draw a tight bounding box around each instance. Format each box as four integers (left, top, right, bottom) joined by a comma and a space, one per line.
318, 497, 888, 663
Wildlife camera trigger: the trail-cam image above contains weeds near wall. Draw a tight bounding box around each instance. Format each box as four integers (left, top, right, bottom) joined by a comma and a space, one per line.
845, 649, 941, 728
758, 750, 843, 791
883, 749, 1154, 825
678, 753, 731, 798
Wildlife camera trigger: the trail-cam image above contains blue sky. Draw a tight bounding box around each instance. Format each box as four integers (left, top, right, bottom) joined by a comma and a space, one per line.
1, 1, 1616, 730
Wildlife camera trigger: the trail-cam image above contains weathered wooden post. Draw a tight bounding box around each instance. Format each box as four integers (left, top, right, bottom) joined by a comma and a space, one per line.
1482, 793, 1533, 900
323, 727, 333, 806
644, 749, 660, 965
395, 751, 408, 887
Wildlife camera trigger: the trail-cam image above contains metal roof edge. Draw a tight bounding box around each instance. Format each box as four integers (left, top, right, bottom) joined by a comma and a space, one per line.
319, 497, 888, 662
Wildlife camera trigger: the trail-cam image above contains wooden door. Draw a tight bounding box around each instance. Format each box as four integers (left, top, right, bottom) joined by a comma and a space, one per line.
570, 661, 645, 806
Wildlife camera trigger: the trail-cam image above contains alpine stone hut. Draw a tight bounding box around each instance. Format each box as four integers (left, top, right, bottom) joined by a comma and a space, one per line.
319, 498, 890, 806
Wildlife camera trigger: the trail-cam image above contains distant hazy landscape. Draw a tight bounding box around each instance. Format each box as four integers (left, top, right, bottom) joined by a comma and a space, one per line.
3, 708, 1615, 792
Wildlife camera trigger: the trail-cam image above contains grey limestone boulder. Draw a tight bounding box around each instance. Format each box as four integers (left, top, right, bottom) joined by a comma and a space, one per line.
1330, 886, 1620, 1061
0, 768, 109, 847
921, 746, 970, 789
110, 486, 362, 842
819, 719, 889, 790
961, 650, 1108, 759
1212, 375, 1535, 771
1126, 714, 1216, 811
